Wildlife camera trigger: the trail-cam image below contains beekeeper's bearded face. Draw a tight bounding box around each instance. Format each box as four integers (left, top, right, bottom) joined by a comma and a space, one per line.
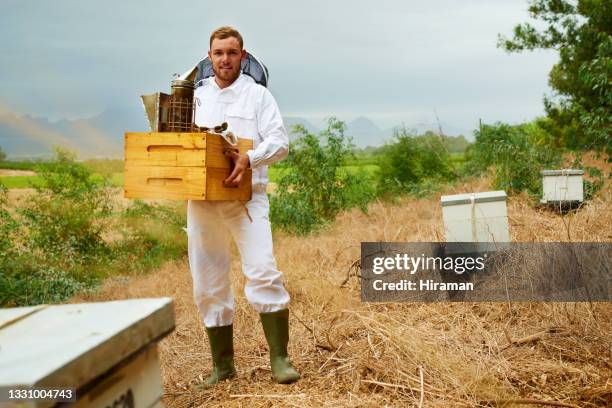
209, 36, 246, 88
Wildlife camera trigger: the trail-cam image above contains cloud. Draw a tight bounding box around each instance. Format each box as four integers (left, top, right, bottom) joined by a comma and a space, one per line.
0, 0, 557, 132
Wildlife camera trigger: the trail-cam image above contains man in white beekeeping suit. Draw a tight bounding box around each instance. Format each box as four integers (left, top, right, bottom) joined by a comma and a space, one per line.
188, 26, 300, 386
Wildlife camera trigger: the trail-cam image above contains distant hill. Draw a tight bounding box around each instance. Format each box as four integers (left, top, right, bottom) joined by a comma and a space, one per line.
0, 106, 148, 159
0, 107, 468, 158
345, 116, 393, 148
339, 117, 468, 148
0, 109, 321, 158
283, 117, 320, 141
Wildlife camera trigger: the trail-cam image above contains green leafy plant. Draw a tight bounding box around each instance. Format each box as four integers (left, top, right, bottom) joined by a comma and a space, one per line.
0, 184, 21, 283
376, 127, 456, 196
0, 148, 187, 306
571, 153, 606, 200
19, 147, 113, 258
270, 118, 376, 234
464, 121, 562, 195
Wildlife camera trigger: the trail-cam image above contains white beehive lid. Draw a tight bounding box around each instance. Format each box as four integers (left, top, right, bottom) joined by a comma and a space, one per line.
441, 190, 507, 207
0, 298, 174, 391
540, 169, 584, 176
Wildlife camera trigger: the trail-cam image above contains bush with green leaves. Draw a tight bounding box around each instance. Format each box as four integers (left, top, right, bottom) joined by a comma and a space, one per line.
0, 184, 22, 289
0, 148, 187, 306
571, 153, 606, 200
19, 147, 113, 258
376, 127, 457, 196
270, 118, 376, 234
1, 267, 88, 306
464, 121, 562, 195
0, 185, 14, 254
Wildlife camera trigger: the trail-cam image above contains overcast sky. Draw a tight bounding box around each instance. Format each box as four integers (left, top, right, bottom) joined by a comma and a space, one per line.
0, 0, 558, 136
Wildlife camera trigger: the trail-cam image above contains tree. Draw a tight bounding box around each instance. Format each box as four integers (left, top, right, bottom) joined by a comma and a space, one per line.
498, 0, 611, 153
0, 146, 6, 161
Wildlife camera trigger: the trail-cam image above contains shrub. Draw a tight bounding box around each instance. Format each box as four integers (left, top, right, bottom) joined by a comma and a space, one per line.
571, 153, 606, 200
0, 184, 15, 256
270, 118, 376, 234
19, 147, 113, 258
0, 267, 87, 306
0, 148, 187, 306
463, 121, 562, 195
376, 127, 456, 196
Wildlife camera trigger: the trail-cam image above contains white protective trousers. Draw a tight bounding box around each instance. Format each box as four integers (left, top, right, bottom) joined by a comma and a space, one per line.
187, 189, 290, 328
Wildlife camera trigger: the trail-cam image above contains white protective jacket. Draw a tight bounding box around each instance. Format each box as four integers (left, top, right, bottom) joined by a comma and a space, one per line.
193, 73, 289, 187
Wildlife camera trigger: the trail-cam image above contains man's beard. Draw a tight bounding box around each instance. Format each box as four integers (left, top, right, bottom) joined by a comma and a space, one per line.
214, 65, 241, 83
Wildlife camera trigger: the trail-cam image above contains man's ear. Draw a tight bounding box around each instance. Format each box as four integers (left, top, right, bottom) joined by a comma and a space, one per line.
208, 50, 212, 59
241, 49, 247, 60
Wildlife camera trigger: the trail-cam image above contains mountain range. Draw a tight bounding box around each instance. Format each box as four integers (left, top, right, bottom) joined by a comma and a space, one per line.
0, 107, 466, 159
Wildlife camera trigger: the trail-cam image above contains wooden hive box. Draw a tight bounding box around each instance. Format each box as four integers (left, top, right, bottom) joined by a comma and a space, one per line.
124, 132, 253, 201
0, 298, 175, 408
540, 169, 584, 204
441, 190, 510, 253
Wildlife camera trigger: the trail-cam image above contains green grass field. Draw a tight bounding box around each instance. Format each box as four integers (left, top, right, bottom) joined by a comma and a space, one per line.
0, 161, 41, 171
267, 163, 380, 183
0, 175, 44, 189
0, 174, 124, 189
1, 155, 464, 188
0, 159, 124, 189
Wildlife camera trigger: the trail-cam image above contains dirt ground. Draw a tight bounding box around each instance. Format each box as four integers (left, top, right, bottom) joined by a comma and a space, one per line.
0, 169, 36, 176
73, 157, 611, 407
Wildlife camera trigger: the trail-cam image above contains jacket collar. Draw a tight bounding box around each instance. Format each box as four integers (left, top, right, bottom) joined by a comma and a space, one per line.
209, 73, 251, 95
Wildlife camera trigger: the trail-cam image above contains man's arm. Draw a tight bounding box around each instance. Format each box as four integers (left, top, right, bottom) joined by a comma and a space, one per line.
224, 89, 288, 186
246, 88, 289, 168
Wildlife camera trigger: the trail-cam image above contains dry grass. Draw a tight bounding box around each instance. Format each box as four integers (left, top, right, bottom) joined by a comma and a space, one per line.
73, 156, 612, 407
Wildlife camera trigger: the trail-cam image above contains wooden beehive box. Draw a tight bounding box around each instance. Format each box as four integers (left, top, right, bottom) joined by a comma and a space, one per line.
540, 169, 584, 204
441, 190, 510, 249
0, 298, 174, 408
124, 132, 253, 200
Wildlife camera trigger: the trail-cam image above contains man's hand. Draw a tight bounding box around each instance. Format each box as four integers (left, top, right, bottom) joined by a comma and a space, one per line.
223, 149, 250, 187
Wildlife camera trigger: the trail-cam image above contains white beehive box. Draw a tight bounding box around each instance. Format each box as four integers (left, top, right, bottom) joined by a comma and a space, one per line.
0, 298, 174, 408
441, 190, 510, 246
540, 169, 584, 203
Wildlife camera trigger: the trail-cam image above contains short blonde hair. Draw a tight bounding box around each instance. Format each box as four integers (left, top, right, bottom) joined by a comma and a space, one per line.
209, 26, 243, 49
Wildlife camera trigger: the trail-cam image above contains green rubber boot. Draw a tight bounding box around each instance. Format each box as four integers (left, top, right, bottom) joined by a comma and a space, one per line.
204, 324, 236, 386
259, 309, 301, 384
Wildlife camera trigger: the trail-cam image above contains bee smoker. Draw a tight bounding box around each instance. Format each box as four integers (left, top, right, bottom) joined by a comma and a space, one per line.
167, 79, 195, 131
141, 65, 198, 132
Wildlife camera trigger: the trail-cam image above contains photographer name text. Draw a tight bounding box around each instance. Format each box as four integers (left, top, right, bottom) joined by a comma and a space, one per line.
372, 279, 473, 291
